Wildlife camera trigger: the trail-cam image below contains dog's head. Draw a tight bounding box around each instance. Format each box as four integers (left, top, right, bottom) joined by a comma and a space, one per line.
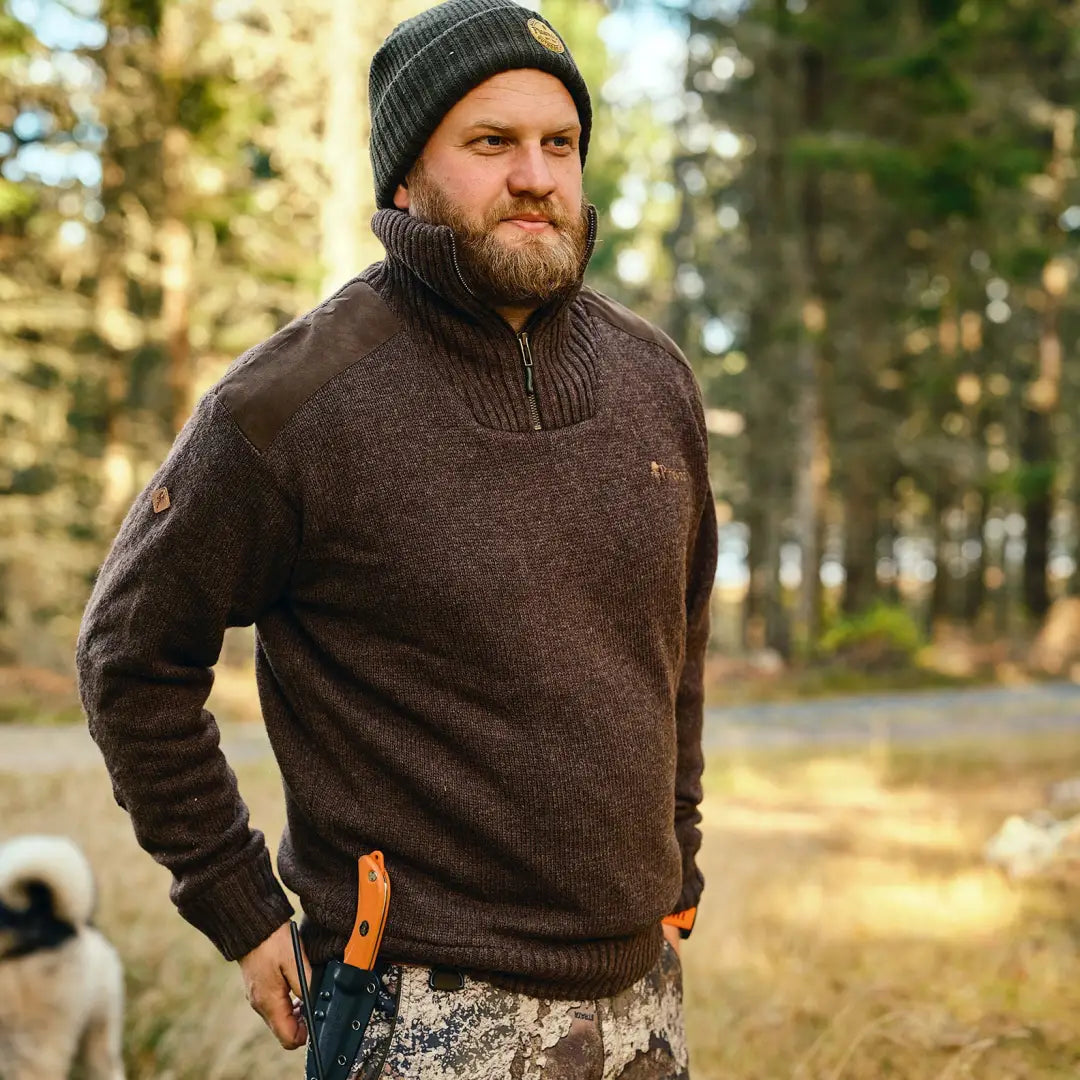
0, 836, 95, 961
0, 880, 77, 960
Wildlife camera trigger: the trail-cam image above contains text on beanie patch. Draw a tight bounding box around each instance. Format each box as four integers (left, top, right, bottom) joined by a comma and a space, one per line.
527, 18, 565, 53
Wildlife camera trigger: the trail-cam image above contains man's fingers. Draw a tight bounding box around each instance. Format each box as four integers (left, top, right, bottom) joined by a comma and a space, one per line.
253, 976, 307, 1050
283, 931, 318, 1037
282, 944, 312, 1001
238, 922, 313, 1051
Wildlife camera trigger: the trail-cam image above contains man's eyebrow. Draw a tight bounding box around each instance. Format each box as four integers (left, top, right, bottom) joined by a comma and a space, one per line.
463, 120, 514, 134
463, 120, 582, 135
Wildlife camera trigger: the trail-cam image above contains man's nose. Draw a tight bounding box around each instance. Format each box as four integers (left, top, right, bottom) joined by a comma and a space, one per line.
507, 143, 556, 199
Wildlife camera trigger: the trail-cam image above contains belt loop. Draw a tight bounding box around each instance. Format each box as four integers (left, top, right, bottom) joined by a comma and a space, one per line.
428, 967, 466, 992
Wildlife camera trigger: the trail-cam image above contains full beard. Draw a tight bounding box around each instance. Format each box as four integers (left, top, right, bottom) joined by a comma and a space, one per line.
407, 164, 591, 309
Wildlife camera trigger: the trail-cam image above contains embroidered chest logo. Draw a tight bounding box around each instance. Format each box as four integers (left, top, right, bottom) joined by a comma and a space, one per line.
527, 18, 565, 53
650, 461, 688, 483
151, 486, 171, 513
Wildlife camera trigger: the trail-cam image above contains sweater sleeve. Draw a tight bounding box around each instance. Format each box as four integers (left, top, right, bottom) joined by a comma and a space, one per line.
671, 420, 718, 916
75, 390, 298, 960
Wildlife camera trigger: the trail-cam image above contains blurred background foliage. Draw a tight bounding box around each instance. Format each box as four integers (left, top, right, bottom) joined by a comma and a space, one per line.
3, 0, 1080, 690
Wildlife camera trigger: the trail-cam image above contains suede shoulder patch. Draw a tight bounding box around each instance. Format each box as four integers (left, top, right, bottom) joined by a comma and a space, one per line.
217, 279, 401, 451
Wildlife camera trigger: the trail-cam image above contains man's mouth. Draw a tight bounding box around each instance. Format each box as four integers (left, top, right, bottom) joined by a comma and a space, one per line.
502, 214, 555, 233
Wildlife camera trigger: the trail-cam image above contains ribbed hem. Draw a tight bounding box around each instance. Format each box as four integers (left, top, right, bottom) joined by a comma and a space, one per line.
178, 851, 294, 961
301, 920, 662, 1001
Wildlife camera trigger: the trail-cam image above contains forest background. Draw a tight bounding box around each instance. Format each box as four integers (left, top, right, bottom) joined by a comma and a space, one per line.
4, 0, 1080, 697
9, 3, 1080, 1077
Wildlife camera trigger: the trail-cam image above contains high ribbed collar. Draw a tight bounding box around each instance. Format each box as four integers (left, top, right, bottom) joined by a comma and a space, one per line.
365, 206, 603, 433
370, 205, 597, 335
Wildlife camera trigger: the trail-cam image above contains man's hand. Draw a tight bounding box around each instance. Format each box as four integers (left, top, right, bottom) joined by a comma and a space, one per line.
238, 922, 311, 1050
661, 920, 681, 958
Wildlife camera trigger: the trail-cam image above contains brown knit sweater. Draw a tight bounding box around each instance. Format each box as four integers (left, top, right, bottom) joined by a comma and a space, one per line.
76, 207, 718, 1000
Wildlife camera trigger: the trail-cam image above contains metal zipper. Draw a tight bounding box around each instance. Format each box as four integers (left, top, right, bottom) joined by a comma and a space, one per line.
448, 233, 478, 300
518, 331, 543, 431
449, 232, 546, 432
583, 204, 598, 266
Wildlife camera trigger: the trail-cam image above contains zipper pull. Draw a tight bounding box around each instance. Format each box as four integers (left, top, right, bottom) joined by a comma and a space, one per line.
518, 331, 543, 431
518, 331, 534, 394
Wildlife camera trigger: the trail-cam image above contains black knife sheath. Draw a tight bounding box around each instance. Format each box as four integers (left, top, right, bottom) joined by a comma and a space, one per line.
305, 959, 382, 1080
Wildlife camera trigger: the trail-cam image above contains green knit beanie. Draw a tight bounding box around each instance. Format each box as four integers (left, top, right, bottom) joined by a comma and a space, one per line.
369, 0, 593, 209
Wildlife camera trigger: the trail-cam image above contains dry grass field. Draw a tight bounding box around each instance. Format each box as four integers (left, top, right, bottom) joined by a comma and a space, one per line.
3, 732, 1080, 1078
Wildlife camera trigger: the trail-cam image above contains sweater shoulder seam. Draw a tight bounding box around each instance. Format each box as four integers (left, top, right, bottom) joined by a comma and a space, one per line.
579, 288, 707, 460
204, 390, 301, 515
579, 287, 692, 373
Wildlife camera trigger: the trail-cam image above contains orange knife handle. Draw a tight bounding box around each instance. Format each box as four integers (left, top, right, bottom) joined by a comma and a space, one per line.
662, 906, 697, 938
343, 851, 391, 970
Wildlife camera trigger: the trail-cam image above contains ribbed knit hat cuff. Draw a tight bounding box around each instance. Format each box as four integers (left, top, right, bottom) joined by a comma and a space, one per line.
369, 2, 592, 208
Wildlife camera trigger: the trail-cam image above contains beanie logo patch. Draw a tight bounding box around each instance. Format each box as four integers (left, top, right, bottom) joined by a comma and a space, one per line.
526, 18, 565, 54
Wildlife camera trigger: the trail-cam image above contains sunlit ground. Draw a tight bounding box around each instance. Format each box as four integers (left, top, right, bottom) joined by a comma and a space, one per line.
685, 739, 1080, 1079
3, 733, 1080, 1078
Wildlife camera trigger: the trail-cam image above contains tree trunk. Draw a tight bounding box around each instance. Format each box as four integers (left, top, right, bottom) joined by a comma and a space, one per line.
740, 3, 800, 659
841, 461, 877, 615
1020, 404, 1053, 620
320, 4, 396, 292
930, 496, 951, 627
95, 7, 140, 527
875, 493, 898, 604
962, 491, 988, 625
792, 42, 827, 656
1021, 106, 1074, 620
747, 487, 790, 657
160, 3, 194, 433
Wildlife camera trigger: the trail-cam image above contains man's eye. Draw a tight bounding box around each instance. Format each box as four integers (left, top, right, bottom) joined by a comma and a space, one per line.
478, 135, 505, 147
549, 136, 573, 149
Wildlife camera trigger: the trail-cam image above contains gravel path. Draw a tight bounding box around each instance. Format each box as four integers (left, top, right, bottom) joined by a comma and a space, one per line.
703, 681, 1080, 750
0, 723, 275, 774
3, 682, 1080, 773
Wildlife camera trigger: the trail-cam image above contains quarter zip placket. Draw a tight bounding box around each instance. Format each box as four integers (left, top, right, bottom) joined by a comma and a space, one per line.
446, 230, 557, 433
517, 331, 543, 431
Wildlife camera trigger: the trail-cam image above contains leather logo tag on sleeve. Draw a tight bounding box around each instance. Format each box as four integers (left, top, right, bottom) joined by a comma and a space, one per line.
151, 486, 171, 513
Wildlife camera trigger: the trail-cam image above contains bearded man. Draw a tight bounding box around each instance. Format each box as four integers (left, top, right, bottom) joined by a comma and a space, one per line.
76, 2, 717, 1077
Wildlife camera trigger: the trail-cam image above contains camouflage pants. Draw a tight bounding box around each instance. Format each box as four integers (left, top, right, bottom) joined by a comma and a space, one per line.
332, 940, 688, 1080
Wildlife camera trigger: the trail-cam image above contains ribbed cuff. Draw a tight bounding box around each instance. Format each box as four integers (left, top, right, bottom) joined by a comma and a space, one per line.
178, 851, 295, 961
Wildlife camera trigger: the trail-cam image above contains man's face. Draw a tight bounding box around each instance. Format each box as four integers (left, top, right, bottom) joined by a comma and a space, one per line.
393, 68, 590, 310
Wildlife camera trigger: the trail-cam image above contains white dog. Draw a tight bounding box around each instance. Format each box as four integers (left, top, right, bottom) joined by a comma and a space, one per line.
0, 835, 125, 1080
